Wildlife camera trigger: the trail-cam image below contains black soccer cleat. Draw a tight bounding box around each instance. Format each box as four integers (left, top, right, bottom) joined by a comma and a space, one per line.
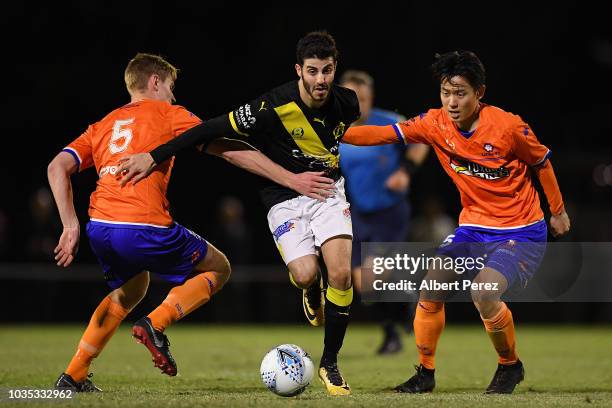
485, 360, 525, 394
132, 316, 177, 376
377, 323, 403, 355
54, 372, 102, 392
377, 334, 403, 355
394, 364, 435, 393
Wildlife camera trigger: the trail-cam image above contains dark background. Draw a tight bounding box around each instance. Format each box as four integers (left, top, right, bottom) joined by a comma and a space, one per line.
1, 2, 610, 322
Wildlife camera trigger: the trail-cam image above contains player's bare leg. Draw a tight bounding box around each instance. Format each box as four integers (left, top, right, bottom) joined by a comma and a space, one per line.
471, 267, 524, 394
133, 243, 231, 376
56, 271, 150, 392
318, 236, 352, 395
288, 254, 325, 326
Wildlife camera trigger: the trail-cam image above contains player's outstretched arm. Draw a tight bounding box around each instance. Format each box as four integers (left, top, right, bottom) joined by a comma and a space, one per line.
535, 160, 571, 237
47, 152, 80, 267
207, 139, 335, 201
341, 125, 404, 146
118, 115, 235, 186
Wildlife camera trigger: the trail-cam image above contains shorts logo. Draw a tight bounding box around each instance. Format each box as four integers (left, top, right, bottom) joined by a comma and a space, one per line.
191, 249, 201, 264
343, 208, 351, 219
273, 221, 295, 240
484, 143, 494, 152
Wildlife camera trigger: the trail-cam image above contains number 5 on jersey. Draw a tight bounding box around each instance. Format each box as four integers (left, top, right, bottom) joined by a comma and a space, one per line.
110, 118, 135, 154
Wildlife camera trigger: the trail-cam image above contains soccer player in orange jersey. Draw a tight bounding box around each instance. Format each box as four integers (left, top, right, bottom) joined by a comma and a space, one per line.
342, 51, 571, 394
47, 53, 318, 392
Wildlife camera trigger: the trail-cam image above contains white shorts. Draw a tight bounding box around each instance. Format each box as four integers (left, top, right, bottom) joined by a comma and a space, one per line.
267, 177, 353, 265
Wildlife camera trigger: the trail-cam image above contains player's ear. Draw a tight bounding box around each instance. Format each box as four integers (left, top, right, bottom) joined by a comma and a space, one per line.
476, 85, 486, 100
150, 74, 160, 91
295, 63, 302, 79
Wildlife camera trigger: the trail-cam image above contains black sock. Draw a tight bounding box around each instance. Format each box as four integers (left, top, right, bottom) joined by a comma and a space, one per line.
321, 300, 350, 366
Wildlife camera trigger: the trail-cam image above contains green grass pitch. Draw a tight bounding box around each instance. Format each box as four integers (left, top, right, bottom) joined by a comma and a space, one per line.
1, 324, 611, 407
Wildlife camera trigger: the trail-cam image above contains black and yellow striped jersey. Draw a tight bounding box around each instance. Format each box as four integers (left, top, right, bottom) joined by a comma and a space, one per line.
228, 80, 360, 208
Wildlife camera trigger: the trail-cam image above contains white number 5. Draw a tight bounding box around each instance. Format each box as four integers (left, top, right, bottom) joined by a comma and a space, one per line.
110, 118, 135, 154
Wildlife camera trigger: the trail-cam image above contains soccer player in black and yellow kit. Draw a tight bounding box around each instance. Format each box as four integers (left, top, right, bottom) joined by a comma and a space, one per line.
118, 32, 359, 395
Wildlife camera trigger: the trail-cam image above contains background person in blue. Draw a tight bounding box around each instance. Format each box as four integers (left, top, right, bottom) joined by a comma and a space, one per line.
339, 70, 429, 354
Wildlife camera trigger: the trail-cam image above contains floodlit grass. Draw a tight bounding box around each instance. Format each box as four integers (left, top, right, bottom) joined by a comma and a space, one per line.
1, 324, 611, 407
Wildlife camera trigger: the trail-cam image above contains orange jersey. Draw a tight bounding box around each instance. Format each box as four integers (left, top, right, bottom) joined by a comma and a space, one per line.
344, 104, 552, 228
63, 99, 201, 227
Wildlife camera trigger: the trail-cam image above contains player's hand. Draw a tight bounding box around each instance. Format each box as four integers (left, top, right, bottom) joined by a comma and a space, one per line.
385, 168, 410, 193
288, 171, 335, 201
117, 153, 156, 186
54, 225, 80, 267
550, 209, 571, 237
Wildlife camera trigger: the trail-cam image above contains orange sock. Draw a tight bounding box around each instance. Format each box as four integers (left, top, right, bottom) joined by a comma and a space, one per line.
148, 272, 217, 332
481, 302, 518, 365
413, 301, 445, 370
65, 296, 129, 382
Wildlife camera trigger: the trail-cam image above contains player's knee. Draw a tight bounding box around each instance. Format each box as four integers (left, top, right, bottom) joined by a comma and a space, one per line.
216, 251, 232, 286
328, 266, 351, 290
471, 276, 503, 306
287, 257, 318, 289
112, 274, 149, 311
472, 298, 502, 318
289, 269, 317, 289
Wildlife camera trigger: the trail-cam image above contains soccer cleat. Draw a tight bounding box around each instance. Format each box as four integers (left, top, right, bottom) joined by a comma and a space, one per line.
394, 364, 435, 393
302, 273, 325, 326
54, 372, 102, 392
377, 333, 403, 355
132, 316, 177, 376
318, 363, 351, 395
485, 360, 525, 394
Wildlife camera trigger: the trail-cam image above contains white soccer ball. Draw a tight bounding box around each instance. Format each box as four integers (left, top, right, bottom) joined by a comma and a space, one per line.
260, 344, 315, 397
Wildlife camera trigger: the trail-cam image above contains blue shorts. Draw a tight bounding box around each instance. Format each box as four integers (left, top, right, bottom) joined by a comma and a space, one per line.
436, 220, 547, 288
86, 220, 208, 289
351, 200, 410, 268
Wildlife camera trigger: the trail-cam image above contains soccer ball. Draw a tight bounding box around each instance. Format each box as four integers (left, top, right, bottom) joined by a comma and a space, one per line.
260, 344, 314, 397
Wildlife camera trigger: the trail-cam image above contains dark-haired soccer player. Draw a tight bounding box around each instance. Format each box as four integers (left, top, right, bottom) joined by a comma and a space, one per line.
117, 31, 359, 395
342, 51, 570, 394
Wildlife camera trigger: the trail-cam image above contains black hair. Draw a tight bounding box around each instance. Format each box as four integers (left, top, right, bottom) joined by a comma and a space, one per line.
296, 31, 338, 66
431, 51, 486, 90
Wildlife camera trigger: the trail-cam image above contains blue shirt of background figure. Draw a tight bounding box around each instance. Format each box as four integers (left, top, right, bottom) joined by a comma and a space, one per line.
340, 108, 408, 213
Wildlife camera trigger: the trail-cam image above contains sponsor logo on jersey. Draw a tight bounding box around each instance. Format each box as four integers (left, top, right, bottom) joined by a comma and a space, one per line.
445, 138, 456, 151
313, 117, 326, 127
482, 142, 500, 157
235, 104, 256, 130
291, 127, 304, 138
450, 156, 510, 180
332, 121, 346, 139
99, 165, 120, 177
273, 221, 295, 240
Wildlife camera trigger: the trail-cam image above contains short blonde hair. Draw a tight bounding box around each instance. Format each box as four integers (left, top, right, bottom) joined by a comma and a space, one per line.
124, 53, 178, 93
